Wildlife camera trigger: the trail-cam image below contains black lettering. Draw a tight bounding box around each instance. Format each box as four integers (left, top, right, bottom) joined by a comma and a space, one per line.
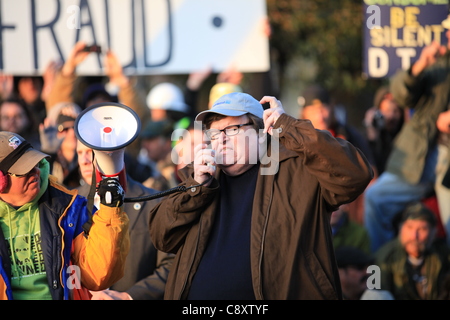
76, 0, 101, 67
31, 0, 63, 70
35, 233, 42, 252
25, 263, 34, 275
122, 0, 137, 69
103, 0, 112, 48
0, 0, 16, 69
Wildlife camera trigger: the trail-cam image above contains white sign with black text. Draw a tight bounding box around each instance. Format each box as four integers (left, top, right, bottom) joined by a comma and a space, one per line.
0, 0, 270, 75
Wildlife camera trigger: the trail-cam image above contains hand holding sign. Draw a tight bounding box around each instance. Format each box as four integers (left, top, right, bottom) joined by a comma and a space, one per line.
61, 41, 91, 77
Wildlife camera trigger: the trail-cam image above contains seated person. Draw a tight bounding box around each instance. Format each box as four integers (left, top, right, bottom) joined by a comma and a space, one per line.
374, 202, 450, 300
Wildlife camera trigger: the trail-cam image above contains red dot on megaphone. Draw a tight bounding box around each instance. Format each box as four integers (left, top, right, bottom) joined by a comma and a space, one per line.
103, 127, 112, 133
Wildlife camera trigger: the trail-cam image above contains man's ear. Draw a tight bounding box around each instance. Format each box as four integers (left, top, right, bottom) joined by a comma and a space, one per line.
0, 171, 9, 193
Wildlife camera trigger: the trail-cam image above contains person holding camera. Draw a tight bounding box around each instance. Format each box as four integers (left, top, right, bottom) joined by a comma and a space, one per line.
363, 85, 404, 176
364, 30, 450, 253
45, 41, 150, 159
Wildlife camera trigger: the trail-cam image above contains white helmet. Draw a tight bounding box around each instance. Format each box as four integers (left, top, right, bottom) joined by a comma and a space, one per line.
146, 82, 189, 114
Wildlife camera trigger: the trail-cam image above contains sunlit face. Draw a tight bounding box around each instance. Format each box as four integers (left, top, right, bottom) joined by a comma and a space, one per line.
0, 102, 29, 134
150, 109, 167, 122
58, 124, 78, 158
301, 103, 330, 131
76, 140, 94, 183
5, 165, 41, 205
379, 96, 402, 131
399, 219, 435, 259
208, 115, 259, 176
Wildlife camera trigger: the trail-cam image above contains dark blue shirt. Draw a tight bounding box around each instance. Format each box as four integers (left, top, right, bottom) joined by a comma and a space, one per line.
187, 164, 259, 300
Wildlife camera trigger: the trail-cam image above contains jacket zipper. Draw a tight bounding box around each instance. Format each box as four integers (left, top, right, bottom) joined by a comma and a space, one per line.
256, 175, 274, 300
52, 236, 59, 290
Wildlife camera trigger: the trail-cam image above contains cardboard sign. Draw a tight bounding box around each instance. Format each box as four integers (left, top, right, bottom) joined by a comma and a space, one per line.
0, 0, 270, 75
363, 1, 448, 79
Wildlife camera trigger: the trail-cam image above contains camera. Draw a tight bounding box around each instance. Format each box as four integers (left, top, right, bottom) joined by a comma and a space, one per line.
82, 45, 102, 53
372, 110, 385, 129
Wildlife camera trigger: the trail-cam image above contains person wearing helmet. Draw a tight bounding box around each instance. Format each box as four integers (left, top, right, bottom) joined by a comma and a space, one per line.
208, 82, 243, 109
146, 82, 191, 123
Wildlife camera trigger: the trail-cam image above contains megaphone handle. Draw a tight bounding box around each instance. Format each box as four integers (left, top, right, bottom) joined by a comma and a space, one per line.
105, 192, 112, 204
96, 167, 127, 192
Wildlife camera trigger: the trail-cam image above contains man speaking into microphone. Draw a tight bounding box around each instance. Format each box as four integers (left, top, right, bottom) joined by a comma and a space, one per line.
149, 92, 373, 300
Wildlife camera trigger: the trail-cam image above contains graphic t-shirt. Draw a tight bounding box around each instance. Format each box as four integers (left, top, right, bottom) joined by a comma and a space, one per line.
0, 159, 52, 300
0, 205, 51, 300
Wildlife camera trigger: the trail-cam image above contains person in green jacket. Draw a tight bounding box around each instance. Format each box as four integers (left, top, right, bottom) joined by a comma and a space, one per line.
364, 28, 450, 253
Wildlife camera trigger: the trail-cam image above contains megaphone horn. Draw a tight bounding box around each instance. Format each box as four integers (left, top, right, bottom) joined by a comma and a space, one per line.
74, 102, 141, 190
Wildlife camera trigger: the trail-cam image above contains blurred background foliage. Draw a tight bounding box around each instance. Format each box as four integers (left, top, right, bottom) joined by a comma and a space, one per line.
264, 0, 386, 126
268, 0, 366, 90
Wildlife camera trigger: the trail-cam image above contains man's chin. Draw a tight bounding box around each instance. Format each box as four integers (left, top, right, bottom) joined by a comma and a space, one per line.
82, 173, 93, 182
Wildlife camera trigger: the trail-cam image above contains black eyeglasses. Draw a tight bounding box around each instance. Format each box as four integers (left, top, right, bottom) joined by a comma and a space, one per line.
8, 166, 38, 178
205, 123, 253, 140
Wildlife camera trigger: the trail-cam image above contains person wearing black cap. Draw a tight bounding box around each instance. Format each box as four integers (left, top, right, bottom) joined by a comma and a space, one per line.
0, 131, 130, 300
149, 92, 373, 300
335, 246, 394, 300
374, 202, 450, 300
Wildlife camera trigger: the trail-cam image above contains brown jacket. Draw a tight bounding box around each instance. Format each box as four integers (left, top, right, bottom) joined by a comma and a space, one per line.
149, 113, 373, 299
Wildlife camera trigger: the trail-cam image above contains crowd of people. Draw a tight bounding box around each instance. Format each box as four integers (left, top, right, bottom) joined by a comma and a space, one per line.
0, 32, 450, 301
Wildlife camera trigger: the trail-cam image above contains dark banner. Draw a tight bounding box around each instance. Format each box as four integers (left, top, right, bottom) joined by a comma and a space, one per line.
363, 1, 448, 79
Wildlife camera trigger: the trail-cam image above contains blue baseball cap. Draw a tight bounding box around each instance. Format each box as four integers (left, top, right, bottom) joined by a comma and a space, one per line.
195, 92, 263, 122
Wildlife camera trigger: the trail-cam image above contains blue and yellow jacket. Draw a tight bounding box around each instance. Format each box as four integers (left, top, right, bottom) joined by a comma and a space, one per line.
0, 175, 130, 300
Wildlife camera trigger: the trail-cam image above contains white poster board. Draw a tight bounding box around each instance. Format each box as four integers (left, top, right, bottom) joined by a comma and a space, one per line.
0, 0, 270, 75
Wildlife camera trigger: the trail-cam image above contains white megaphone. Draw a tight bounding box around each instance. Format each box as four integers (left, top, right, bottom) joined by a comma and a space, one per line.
74, 102, 141, 191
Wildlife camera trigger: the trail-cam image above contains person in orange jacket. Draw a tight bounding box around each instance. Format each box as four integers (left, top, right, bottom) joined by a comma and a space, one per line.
0, 131, 129, 300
